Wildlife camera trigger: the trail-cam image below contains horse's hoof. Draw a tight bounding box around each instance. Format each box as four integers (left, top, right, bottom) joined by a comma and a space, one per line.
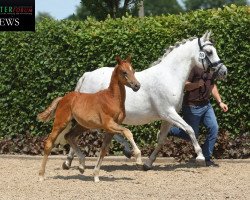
62, 161, 70, 170
195, 159, 206, 167
142, 163, 152, 171
136, 163, 143, 170
78, 166, 85, 174
123, 149, 132, 159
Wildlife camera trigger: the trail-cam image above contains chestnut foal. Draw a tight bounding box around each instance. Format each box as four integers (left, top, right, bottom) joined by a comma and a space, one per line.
37, 56, 141, 182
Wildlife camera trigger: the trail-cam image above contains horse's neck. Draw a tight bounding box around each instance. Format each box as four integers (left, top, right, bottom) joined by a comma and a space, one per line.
159, 40, 198, 86
108, 68, 126, 107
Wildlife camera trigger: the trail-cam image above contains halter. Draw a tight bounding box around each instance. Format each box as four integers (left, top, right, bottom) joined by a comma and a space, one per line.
198, 38, 223, 73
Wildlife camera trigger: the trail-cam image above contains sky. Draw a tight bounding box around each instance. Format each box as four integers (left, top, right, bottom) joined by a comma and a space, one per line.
35, 0, 81, 20
35, 0, 185, 20
35, 0, 249, 20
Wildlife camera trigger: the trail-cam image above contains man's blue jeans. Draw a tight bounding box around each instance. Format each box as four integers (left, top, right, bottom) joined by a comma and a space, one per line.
169, 103, 219, 161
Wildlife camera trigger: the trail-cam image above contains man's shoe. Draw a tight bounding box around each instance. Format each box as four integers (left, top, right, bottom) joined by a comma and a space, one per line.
205, 160, 219, 167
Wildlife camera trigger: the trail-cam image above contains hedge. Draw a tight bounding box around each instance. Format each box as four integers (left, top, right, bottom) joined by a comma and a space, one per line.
0, 5, 249, 147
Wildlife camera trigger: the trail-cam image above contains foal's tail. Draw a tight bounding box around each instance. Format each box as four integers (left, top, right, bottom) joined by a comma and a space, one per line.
37, 97, 63, 122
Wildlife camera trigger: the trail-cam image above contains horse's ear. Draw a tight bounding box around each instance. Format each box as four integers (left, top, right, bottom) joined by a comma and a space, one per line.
126, 54, 132, 63
115, 56, 122, 64
201, 30, 209, 41
207, 30, 212, 40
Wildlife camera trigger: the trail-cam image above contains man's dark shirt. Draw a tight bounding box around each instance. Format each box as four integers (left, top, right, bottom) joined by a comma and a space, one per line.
183, 67, 214, 106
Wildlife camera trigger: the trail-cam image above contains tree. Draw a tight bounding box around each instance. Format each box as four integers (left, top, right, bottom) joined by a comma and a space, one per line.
68, 0, 143, 20
183, 0, 248, 10
144, 0, 184, 16
67, 4, 91, 20
36, 12, 54, 22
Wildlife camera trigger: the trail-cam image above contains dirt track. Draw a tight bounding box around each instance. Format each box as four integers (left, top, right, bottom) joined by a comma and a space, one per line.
0, 155, 249, 200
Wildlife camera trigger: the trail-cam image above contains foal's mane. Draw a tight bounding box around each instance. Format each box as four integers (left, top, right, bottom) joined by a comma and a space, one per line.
149, 36, 197, 67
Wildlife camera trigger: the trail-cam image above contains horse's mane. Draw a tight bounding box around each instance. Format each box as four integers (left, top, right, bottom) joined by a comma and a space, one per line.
149, 36, 197, 67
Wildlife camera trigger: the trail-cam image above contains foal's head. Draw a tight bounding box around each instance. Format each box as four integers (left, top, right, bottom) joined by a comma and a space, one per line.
115, 55, 140, 92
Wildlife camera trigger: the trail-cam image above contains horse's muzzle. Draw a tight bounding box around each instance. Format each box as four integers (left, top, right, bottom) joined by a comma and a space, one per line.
216, 64, 228, 80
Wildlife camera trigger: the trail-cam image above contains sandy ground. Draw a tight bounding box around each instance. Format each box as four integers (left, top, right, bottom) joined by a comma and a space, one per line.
0, 155, 249, 200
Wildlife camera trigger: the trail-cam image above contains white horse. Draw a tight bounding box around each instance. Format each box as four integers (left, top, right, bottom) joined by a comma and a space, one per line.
62, 31, 227, 170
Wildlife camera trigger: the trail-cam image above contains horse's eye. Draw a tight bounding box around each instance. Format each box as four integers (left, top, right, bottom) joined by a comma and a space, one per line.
206, 50, 213, 56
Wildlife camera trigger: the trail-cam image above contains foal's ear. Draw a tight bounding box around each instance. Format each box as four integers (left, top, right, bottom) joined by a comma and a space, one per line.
126, 54, 132, 63
115, 56, 122, 65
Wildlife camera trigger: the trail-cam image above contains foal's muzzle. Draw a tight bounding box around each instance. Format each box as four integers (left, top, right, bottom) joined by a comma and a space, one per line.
130, 82, 141, 92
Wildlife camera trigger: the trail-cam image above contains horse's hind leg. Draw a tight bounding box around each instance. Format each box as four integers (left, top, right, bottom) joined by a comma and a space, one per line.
93, 133, 113, 182
62, 147, 75, 170
62, 124, 86, 170
143, 121, 171, 171
64, 124, 88, 174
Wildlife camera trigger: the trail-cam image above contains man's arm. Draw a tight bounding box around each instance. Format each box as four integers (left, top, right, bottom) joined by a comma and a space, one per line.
211, 84, 228, 112
185, 79, 204, 91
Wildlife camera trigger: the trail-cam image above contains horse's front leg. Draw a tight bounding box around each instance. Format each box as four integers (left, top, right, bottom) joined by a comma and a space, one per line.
93, 133, 113, 182
164, 109, 205, 163
143, 121, 171, 171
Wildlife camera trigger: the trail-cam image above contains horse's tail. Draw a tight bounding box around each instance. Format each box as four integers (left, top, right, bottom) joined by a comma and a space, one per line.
74, 72, 88, 92
37, 97, 63, 122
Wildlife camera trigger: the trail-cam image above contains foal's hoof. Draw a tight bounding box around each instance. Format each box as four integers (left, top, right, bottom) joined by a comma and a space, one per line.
39, 176, 45, 182
142, 164, 152, 171
78, 166, 85, 174
62, 161, 70, 170
94, 176, 100, 183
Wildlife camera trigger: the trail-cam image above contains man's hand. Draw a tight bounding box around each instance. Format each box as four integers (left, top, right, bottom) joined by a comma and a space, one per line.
197, 79, 205, 87
185, 80, 205, 91
219, 102, 228, 112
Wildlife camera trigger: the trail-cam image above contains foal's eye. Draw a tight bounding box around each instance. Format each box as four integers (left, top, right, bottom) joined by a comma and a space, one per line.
122, 71, 128, 76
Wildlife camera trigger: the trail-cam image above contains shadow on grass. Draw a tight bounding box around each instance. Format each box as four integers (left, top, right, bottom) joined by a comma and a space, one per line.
52, 174, 134, 182
54, 161, 201, 173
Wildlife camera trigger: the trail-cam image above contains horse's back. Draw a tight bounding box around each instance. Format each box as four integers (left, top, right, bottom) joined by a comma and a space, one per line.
77, 67, 113, 93
76, 66, 170, 125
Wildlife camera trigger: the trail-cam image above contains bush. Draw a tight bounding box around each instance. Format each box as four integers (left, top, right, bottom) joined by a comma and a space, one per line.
0, 5, 249, 150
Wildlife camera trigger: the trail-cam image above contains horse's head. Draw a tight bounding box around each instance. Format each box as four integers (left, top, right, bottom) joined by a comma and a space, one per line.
196, 30, 228, 80
115, 55, 140, 92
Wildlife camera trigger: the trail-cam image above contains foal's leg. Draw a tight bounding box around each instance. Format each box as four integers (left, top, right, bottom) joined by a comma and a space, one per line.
143, 121, 171, 170
107, 122, 142, 166
64, 124, 88, 174
93, 133, 113, 182
39, 117, 72, 180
